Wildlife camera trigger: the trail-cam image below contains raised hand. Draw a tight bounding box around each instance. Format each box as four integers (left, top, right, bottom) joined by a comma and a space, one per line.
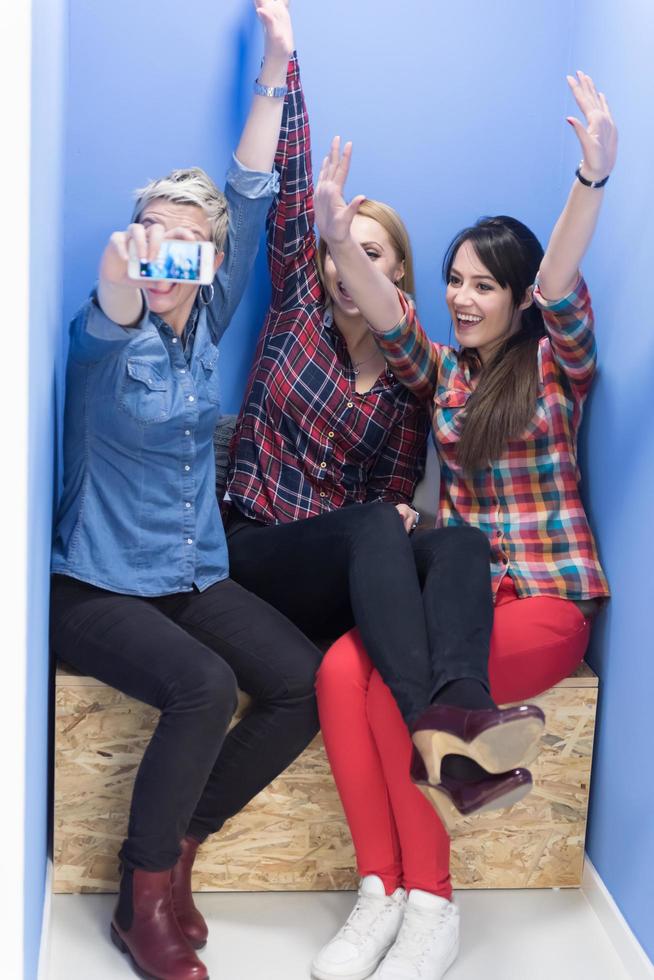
315, 136, 366, 246
99, 223, 163, 290
566, 71, 618, 181
99, 223, 200, 288
255, 0, 294, 66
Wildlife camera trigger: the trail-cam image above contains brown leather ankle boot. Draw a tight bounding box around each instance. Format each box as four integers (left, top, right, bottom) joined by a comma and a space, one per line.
171, 836, 209, 949
111, 866, 209, 979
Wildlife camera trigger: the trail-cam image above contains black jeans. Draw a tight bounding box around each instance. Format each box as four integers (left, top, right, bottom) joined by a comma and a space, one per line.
50, 574, 321, 871
226, 502, 494, 725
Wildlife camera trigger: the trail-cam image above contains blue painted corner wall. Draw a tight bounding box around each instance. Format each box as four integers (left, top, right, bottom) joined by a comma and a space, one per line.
573, 0, 654, 961
25, 0, 653, 971
27, 0, 67, 976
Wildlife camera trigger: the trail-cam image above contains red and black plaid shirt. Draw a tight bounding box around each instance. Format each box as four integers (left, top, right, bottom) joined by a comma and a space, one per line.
227, 55, 429, 524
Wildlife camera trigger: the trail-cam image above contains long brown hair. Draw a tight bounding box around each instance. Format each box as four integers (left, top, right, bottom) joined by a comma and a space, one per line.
317, 198, 416, 296
442, 216, 546, 472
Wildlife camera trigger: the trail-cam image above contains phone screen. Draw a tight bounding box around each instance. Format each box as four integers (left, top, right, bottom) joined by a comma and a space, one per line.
138, 241, 203, 281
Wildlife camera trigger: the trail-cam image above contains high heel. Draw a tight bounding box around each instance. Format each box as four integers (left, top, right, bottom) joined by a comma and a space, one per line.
171, 836, 208, 950
410, 747, 533, 833
411, 702, 544, 784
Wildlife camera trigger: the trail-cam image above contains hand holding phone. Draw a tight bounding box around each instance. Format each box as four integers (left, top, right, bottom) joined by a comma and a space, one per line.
98, 222, 215, 328
128, 238, 215, 286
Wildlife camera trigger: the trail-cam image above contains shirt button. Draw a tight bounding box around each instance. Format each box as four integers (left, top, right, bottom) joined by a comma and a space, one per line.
502, 557, 509, 565
347, 401, 354, 409
185, 502, 191, 509
179, 368, 186, 374
328, 431, 335, 438
184, 465, 191, 472
320, 462, 327, 469
172, 338, 178, 344
320, 491, 327, 498
185, 430, 191, 436
186, 538, 193, 545
188, 395, 195, 403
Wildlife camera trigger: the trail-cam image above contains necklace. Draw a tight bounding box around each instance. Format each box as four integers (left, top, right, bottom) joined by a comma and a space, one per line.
351, 350, 381, 375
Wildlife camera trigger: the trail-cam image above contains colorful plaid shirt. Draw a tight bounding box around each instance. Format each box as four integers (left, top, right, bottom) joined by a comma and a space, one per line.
227, 56, 429, 524
373, 279, 610, 601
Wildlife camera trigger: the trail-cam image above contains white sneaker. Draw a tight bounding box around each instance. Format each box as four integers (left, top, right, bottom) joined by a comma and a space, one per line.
371, 890, 459, 979
311, 875, 406, 980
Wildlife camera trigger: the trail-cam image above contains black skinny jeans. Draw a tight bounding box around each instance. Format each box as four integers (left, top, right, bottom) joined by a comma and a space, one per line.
226, 501, 494, 725
50, 574, 321, 871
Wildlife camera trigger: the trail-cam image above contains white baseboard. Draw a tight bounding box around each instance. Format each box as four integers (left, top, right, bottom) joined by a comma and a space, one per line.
582, 857, 653, 979
37, 857, 53, 980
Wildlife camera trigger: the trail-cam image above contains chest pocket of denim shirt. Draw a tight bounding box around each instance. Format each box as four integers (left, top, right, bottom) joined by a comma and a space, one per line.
199, 347, 221, 407
119, 358, 172, 424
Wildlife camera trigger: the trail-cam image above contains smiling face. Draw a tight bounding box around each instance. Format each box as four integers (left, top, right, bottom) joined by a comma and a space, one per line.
446, 240, 527, 365
138, 198, 221, 331
322, 213, 405, 320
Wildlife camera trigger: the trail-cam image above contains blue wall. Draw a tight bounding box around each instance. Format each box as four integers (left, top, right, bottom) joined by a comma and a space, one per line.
50, 0, 652, 966
62, 0, 572, 407
572, 0, 654, 961
28, 0, 67, 975
63, 0, 273, 413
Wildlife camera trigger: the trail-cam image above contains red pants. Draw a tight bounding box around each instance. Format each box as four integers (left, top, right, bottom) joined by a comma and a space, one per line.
315, 577, 591, 900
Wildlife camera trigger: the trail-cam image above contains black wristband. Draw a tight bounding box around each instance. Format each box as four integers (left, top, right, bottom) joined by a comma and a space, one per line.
575, 166, 609, 189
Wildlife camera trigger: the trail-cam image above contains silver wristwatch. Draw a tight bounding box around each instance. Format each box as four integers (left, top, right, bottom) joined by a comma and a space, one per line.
253, 80, 288, 99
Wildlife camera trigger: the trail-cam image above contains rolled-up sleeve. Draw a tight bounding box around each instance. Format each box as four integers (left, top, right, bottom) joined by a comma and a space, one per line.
226, 153, 280, 200
208, 156, 280, 342
533, 275, 596, 395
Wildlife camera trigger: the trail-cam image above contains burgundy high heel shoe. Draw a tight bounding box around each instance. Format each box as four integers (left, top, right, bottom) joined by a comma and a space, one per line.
411, 702, 545, 785
410, 748, 533, 833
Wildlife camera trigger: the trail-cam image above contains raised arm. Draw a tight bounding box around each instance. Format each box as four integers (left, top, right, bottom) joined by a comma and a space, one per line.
97, 1, 293, 332
234, 0, 294, 173
537, 71, 618, 300
266, 47, 319, 311
203, 0, 297, 338
314, 137, 404, 332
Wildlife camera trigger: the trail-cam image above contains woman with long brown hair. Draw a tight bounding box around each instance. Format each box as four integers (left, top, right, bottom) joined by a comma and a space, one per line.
312, 71, 615, 980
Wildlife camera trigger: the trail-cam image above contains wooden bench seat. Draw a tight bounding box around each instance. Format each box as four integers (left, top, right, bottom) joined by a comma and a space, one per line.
54, 661, 598, 893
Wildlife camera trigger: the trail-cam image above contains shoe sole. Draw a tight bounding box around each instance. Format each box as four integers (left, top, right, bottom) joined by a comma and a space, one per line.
417, 778, 533, 834
110, 923, 210, 980
374, 935, 460, 979
311, 943, 393, 980
419, 714, 544, 784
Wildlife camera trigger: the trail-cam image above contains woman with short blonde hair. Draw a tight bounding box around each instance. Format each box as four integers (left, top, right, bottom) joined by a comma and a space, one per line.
49, 5, 324, 979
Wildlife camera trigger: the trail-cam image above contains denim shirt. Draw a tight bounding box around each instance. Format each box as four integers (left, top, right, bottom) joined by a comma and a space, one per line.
52, 159, 279, 596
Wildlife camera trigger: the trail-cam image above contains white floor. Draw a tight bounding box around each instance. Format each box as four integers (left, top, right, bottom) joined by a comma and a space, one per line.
46, 887, 635, 980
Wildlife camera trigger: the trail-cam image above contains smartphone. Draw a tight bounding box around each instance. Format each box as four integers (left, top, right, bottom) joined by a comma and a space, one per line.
128, 239, 215, 285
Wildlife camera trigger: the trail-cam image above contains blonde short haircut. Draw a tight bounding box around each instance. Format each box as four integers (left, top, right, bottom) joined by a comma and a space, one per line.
132, 167, 228, 251
317, 198, 416, 297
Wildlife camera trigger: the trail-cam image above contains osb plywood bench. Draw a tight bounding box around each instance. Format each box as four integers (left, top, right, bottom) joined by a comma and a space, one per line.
54, 660, 598, 894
